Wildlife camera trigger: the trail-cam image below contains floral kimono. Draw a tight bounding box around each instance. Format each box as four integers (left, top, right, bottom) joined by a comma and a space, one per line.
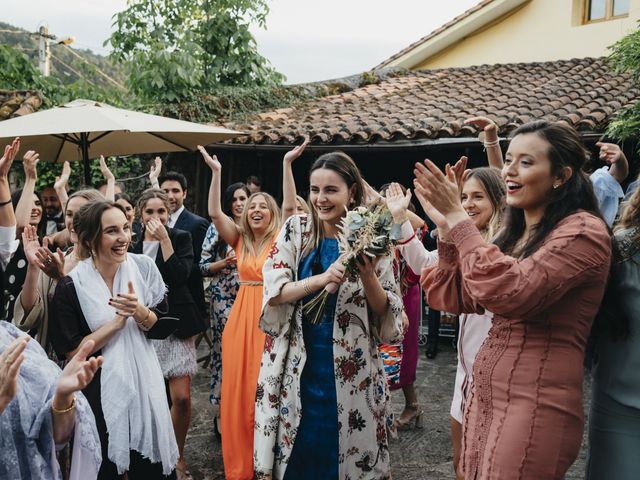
254, 214, 404, 480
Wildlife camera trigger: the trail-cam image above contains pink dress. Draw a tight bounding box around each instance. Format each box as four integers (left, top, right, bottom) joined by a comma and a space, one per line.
424, 213, 610, 480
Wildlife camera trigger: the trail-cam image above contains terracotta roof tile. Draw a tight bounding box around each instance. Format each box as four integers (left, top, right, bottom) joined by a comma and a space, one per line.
0, 91, 43, 120
228, 58, 640, 145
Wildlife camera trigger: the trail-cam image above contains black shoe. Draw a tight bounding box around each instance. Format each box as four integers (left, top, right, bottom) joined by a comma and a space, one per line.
425, 340, 438, 359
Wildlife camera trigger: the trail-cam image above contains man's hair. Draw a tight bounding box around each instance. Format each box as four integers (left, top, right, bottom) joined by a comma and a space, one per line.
159, 171, 188, 191
246, 175, 261, 187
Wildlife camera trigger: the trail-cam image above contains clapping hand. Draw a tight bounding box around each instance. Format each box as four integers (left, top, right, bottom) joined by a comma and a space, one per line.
23, 150, 39, 180
0, 137, 20, 178
54, 161, 71, 191
464, 116, 498, 140
413, 158, 468, 233
385, 182, 412, 223
0, 336, 29, 411
54, 339, 102, 399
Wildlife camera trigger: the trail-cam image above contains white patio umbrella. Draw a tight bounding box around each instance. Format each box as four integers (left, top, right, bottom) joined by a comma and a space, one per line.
0, 99, 244, 184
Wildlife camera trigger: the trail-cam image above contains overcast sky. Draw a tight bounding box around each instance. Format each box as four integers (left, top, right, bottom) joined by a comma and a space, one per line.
4, 0, 479, 84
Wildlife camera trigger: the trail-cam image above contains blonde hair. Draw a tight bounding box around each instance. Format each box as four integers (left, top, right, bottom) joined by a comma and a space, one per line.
295, 195, 310, 214
238, 192, 281, 260
615, 177, 640, 240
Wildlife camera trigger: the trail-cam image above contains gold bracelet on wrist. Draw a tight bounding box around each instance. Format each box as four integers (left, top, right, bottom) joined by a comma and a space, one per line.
136, 307, 152, 330
302, 278, 313, 295
52, 395, 76, 414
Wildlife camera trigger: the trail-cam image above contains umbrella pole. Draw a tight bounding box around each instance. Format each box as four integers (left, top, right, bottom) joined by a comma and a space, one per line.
81, 132, 91, 186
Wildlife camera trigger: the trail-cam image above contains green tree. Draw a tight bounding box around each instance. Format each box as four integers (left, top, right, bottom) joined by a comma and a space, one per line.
605, 26, 640, 143
107, 0, 285, 103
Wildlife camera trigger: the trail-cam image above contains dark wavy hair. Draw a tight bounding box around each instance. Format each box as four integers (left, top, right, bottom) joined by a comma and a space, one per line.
308, 151, 365, 249
216, 182, 250, 258
73, 200, 128, 260
12, 188, 47, 239
493, 121, 604, 257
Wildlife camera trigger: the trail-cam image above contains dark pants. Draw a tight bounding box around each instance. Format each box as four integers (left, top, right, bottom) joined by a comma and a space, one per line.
98, 450, 176, 479
427, 306, 441, 344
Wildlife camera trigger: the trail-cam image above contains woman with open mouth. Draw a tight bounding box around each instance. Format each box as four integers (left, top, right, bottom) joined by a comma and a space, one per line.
49, 200, 179, 479
254, 151, 404, 480
416, 120, 612, 479
199, 145, 282, 480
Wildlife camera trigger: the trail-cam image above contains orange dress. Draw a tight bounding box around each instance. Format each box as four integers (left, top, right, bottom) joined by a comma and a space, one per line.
220, 237, 270, 479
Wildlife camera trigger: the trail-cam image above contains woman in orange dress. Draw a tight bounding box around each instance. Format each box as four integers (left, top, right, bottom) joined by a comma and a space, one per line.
198, 146, 281, 480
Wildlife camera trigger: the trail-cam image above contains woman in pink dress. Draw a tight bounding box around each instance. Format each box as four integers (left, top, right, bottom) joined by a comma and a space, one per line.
415, 121, 611, 479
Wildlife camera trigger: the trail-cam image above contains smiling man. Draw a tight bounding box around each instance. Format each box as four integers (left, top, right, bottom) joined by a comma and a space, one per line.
40, 186, 65, 235
159, 171, 210, 321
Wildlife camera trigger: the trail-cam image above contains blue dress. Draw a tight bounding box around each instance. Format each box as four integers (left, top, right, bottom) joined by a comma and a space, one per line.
284, 239, 340, 480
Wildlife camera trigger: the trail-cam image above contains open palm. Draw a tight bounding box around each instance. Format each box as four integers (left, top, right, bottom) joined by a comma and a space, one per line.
385, 182, 412, 221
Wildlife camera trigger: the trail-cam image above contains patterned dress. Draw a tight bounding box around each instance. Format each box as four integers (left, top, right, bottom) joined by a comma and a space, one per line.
200, 223, 239, 406
255, 214, 404, 480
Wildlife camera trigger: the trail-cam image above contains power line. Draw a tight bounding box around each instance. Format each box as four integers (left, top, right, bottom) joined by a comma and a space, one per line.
50, 52, 97, 86
58, 43, 126, 90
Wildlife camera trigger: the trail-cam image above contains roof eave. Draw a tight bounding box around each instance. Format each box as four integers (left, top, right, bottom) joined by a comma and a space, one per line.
378, 0, 531, 70
211, 131, 605, 152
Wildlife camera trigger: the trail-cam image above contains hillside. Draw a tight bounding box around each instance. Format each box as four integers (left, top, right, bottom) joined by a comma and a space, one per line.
0, 21, 125, 90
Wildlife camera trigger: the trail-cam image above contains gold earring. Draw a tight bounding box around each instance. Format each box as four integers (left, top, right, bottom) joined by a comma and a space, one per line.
553, 184, 560, 189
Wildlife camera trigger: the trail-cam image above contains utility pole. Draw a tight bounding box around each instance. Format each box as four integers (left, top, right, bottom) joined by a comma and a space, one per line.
36, 25, 75, 76
38, 25, 50, 76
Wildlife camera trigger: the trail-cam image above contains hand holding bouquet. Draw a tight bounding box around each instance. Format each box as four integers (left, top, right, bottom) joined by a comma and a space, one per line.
303, 203, 400, 324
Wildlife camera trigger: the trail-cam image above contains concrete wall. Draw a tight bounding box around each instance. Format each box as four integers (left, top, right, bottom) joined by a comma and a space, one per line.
414, 0, 640, 70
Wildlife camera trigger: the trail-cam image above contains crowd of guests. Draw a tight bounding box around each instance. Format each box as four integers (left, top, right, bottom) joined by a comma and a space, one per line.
0, 114, 639, 480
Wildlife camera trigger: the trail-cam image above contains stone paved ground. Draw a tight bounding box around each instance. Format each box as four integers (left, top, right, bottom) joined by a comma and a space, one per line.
185, 340, 590, 479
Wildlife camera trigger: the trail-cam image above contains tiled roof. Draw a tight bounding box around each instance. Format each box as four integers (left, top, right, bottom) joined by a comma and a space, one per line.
228, 58, 640, 145
374, 0, 496, 70
0, 90, 43, 120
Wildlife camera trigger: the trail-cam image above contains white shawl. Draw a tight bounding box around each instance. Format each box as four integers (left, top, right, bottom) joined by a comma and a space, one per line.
68, 254, 178, 475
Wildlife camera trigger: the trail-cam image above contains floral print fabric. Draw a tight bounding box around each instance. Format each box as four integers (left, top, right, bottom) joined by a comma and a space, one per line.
254, 214, 404, 480
199, 223, 239, 405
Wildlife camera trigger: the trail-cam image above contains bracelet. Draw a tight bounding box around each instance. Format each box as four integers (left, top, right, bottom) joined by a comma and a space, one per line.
302, 278, 313, 295
0, 198, 11, 207
397, 232, 416, 246
52, 395, 76, 414
483, 139, 500, 148
136, 307, 152, 330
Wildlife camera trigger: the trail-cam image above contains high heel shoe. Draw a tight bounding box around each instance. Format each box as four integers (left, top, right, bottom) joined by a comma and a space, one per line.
394, 403, 424, 430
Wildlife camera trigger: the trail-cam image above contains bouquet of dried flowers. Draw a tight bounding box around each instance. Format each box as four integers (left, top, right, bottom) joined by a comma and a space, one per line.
302, 203, 399, 324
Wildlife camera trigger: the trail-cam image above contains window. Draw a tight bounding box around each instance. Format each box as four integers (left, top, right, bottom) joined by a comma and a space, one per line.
586, 0, 629, 22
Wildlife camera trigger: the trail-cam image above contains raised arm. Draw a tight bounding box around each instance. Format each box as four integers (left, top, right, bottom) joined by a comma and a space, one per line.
0, 138, 20, 228
14, 150, 39, 235
149, 156, 162, 189
53, 161, 71, 209
386, 183, 438, 273
465, 117, 503, 169
596, 142, 628, 184
282, 138, 309, 221
99, 156, 115, 201
198, 145, 240, 247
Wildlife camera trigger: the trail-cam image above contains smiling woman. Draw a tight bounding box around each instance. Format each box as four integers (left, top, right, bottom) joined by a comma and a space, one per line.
415, 121, 613, 479
48, 200, 179, 479
199, 145, 282, 480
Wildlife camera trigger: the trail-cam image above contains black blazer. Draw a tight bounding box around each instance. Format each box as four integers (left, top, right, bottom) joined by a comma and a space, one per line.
173, 208, 209, 319
132, 226, 206, 338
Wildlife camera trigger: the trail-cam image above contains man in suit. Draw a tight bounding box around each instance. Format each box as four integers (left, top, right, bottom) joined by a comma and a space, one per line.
40, 186, 65, 235
160, 171, 210, 321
